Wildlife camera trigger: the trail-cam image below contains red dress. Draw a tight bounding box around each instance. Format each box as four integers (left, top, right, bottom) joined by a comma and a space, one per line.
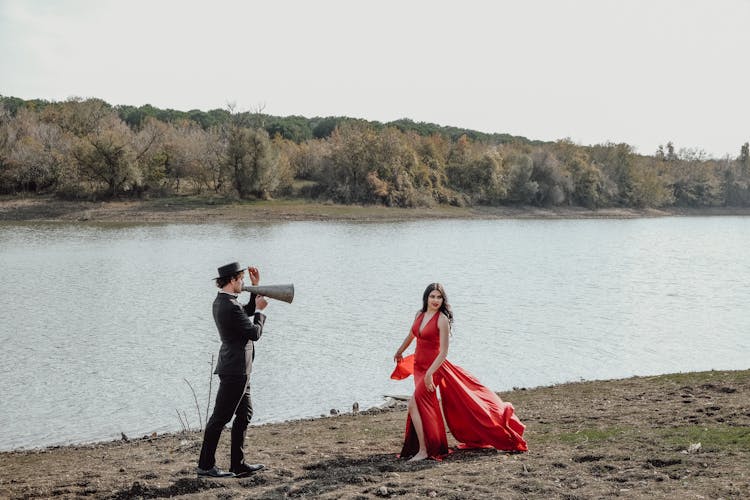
391, 312, 528, 459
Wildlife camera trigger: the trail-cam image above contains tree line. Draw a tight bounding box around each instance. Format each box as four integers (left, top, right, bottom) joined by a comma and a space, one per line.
1, 95, 749, 208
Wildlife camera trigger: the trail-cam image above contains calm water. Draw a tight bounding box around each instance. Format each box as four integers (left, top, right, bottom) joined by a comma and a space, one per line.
1, 217, 748, 451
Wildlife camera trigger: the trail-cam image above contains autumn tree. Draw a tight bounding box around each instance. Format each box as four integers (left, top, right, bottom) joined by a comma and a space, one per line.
529, 150, 571, 206
71, 115, 136, 197
564, 154, 607, 208
628, 157, 673, 207
740, 142, 749, 174
317, 122, 380, 203
223, 124, 281, 199
288, 139, 328, 181
590, 143, 636, 206
504, 153, 538, 204
0, 108, 72, 193
443, 135, 507, 205
668, 158, 721, 207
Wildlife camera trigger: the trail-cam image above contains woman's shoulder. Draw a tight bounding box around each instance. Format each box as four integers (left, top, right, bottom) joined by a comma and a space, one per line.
438, 311, 451, 324
413, 309, 422, 319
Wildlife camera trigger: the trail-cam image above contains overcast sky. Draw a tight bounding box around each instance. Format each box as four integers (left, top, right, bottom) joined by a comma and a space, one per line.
1, 0, 748, 158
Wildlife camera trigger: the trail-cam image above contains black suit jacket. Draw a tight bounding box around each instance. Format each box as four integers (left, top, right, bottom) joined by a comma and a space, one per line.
212, 292, 266, 376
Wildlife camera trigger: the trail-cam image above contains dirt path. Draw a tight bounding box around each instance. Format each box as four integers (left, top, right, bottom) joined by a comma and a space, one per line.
4, 196, 749, 223
1, 369, 748, 499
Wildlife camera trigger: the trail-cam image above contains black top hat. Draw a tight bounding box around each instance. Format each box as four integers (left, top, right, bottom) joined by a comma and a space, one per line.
216, 262, 244, 280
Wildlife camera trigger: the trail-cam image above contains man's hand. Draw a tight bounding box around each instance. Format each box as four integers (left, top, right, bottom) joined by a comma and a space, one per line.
255, 295, 268, 311
247, 267, 260, 286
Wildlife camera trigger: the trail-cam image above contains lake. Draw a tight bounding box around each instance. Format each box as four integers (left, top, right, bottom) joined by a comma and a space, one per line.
1, 217, 748, 451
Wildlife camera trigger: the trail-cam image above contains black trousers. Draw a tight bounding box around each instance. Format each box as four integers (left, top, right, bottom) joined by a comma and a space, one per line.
198, 374, 253, 470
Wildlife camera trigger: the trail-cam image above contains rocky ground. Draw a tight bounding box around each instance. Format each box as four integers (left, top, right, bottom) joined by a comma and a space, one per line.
1, 369, 748, 499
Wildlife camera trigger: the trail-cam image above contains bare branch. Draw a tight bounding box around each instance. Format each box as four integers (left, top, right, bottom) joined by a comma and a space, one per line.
205, 354, 214, 426
184, 378, 203, 430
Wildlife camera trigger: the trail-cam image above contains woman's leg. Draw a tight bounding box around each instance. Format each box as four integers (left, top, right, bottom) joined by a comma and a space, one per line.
407, 396, 429, 461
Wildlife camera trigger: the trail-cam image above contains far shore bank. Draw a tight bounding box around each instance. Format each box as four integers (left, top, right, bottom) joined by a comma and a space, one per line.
3, 195, 750, 224
1, 369, 748, 499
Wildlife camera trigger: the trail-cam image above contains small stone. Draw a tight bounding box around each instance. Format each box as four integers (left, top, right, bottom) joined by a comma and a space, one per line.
378, 485, 389, 496
687, 442, 701, 453
177, 439, 195, 451
352, 402, 359, 413
330, 408, 339, 415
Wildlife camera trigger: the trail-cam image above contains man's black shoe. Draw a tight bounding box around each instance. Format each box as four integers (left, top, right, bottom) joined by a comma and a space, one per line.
231, 463, 265, 477
197, 466, 235, 478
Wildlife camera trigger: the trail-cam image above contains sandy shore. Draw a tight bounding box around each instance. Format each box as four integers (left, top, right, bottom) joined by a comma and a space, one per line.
1, 369, 748, 499
2, 195, 750, 223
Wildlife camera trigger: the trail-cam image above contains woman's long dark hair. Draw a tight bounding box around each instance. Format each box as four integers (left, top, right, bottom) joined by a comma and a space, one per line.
421, 283, 453, 325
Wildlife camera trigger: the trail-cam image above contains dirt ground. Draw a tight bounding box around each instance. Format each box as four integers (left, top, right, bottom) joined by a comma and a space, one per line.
1, 369, 748, 499
4, 195, 748, 224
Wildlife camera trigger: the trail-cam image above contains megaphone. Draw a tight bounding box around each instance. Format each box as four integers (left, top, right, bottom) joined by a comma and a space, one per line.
242, 284, 295, 304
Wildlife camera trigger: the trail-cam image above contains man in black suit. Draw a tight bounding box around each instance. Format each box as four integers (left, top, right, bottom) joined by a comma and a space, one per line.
197, 262, 268, 478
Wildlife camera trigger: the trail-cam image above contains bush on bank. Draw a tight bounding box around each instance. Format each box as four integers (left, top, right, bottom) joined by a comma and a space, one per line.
1, 96, 749, 209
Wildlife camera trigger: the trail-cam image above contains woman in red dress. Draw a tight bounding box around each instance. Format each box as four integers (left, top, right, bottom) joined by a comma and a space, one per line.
391, 283, 528, 461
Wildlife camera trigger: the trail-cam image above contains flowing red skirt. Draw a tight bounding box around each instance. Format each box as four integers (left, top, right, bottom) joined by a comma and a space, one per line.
391, 354, 528, 459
